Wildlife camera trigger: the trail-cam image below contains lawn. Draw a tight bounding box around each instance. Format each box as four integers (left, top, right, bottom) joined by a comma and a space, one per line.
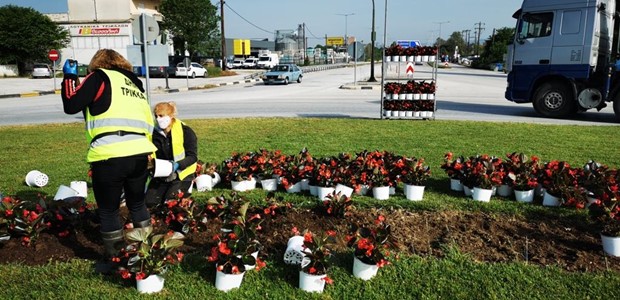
0, 118, 618, 299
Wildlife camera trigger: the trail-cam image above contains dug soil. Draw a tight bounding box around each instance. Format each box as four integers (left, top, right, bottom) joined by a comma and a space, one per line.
1, 206, 618, 273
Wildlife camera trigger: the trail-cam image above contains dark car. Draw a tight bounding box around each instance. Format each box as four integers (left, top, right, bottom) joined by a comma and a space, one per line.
149, 64, 176, 78
261, 64, 303, 85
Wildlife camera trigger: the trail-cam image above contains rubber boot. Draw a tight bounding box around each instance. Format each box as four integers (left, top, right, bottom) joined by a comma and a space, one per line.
95, 229, 124, 274
133, 219, 152, 230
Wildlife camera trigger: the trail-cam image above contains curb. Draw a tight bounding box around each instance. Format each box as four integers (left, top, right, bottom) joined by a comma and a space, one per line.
0, 90, 60, 99
339, 84, 380, 90
154, 78, 263, 94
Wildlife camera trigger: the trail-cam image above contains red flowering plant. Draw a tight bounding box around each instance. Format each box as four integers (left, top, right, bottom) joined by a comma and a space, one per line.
346, 215, 398, 267
383, 82, 402, 95
581, 160, 612, 199
385, 43, 403, 56
588, 169, 620, 236
153, 191, 209, 234
0, 196, 49, 246
348, 150, 372, 193
299, 229, 336, 284
312, 158, 337, 187
195, 160, 219, 176
399, 157, 431, 186
403, 81, 415, 94
471, 155, 503, 189
317, 191, 354, 217
221, 151, 256, 183
208, 201, 266, 274
382, 100, 397, 111
47, 196, 96, 239
115, 227, 185, 280
440, 152, 466, 181
280, 149, 314, 190
252, 149, 279, 180
538, 160, 579, 197
364, 151, 392, 188
503, 153, 540, 191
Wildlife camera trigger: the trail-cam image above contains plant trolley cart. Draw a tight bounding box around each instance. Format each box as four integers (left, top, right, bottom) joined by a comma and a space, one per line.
380, 45, 438, 120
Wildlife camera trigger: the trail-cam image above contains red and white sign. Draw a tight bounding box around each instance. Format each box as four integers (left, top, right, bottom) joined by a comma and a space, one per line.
67, 23, 130, 36
48, 49, 59, 61
406, 62, 415, 75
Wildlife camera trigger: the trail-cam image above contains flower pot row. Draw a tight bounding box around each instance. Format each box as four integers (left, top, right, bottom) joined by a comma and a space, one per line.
384, 110, 434, 118
385, 93, 435, 100
385, 55, 436, 63
383, 81, 435, 96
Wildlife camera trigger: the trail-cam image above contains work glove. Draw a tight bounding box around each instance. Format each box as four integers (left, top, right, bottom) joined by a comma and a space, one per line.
172, 161, 180, 172
63, 59, 78, 76
165, 171, 178, 183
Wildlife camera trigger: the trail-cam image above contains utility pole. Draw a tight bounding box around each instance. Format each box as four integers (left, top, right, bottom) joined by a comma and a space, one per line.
220, 0, 226, 70
474, 22, 485, 56
368, 0, 377, 82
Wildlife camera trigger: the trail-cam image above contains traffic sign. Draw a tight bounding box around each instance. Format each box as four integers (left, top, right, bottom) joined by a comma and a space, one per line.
406, 62, 415, 75
397, 40, 421, 48
48, 49, 59, 61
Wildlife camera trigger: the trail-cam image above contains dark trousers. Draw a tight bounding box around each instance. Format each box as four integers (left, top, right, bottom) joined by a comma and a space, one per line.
91, 154, 151, 232
145, 175, 194, 208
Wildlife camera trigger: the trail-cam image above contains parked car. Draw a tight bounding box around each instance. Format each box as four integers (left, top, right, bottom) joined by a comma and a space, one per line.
31, 63, 52, 78
175, 62, 208, 78
232, 59, 244, 69
261, 64, 303, 85
242, 57, 259, 69
149, 64, 176, 78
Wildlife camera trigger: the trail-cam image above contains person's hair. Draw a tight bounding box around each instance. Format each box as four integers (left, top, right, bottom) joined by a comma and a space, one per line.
88, 49, 133, 72
154, 102, 178, 131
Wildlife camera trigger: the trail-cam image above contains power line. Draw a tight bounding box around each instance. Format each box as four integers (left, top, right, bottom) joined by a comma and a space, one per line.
303, 23, 322, 39
224, 3, 274, 34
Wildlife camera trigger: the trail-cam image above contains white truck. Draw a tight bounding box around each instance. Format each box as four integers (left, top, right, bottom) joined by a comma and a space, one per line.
505, 0, 620, 121
256, 53, 280, 69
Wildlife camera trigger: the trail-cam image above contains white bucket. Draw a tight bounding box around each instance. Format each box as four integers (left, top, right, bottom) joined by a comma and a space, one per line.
450, 178, 463, 191
70, 181, 88, 198
317, 187, 335, 201
286, 182, 301, 194
260, 178, 277, 191
136, 274, 165, 294
25, 170, 49, 187
284, 236, 306, 265
309, 185, 318, 196
215, 270, 245, 292
601, 234, 620, 257
298, 271, 326, 293
372, 186, 390, 200
514, 189, 534, 203
472, 187, 493, 202
195, 174, 214, 192
300, 179, 310, 190
352, 257, 379, 280
153, 159, 173, 177
404, 184, 425, 201
542, 191, 561, 207
335, 184, 353, 198
497, 184, 513, 197
54, 185, 79, 201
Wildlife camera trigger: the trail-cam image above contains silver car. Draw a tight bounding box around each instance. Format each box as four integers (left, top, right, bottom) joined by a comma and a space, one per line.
32, 63, 52, 78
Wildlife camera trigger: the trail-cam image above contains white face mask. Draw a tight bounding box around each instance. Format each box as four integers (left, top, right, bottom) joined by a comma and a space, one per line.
156, 115, 172, 129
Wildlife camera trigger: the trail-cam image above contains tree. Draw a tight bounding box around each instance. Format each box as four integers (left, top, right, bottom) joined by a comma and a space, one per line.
159, 0, 220, 61
443, 31, 468, 59
0, 5, 69, 74
475, 27, 515, 69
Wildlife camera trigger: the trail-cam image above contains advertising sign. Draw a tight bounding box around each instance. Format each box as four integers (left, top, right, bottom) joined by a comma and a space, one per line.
326, 37, 345, 46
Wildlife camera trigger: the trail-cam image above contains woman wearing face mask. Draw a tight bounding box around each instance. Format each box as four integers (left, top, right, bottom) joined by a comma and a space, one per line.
145, 101, 198, 208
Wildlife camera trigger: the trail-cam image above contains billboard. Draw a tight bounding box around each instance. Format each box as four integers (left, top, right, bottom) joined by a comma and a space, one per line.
326, 37, 344, 46
233, 39, 251, 56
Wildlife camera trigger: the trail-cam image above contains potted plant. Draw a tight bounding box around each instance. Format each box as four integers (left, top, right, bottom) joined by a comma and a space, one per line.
312, 158, 337, 200
318, 191, 353, 217
504, 153, 540, 203
115, 227, 185, 294
538, 160, 578, 206
298, 229, 336, 293
581, 160, 611, 204
153, 191, 209, 234
194, 160, 221, 192
253, 149, 278, 191
365, 151, 392, 200
469, 155, 503, 202
221, 151, 257, 192
441, 152, 466, 192
400, 156, 431, 201
208, 198, 266, 292
346, 215, 398, 280
588, 169, 620, 256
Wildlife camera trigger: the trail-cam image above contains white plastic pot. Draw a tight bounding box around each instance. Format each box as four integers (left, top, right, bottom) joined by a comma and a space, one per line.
283, 236, 305, 265
215, 270, 245, 292
136, 274, 165, 294
352, 257, 379, 281
472, 187, 493, 202
450, 178, 463, 191
53, 185, 79, 201
317, 187, 335, 201
153, 159, 173, 177
542, 191, 561, 207
286, 182, 301, 193
260, 178, 277, 191
298, 271, 326, 293
404, 184, 425, 201
195, 174, 213, 192
335, 184, 354, 198
25, 170, 49, 187
601, 234, 620, 257
372, 186, 390, 200
70, 181, 88, 198
514, 189, 534, 203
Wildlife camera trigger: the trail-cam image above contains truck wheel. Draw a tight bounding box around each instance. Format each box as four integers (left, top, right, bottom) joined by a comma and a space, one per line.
532, 82, 575, 118
297, 75, 302, 83
614, 97, 620, 123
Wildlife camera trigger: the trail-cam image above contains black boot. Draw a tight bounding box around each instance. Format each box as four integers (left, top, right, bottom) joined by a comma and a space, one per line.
133, 219, 152, 230
95, 229, 124, 274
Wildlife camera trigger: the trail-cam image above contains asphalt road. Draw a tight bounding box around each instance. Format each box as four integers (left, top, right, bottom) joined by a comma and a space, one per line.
1, 63, 618, 126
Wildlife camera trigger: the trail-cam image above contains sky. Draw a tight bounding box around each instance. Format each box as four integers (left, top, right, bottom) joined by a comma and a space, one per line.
0, 0, 523, 46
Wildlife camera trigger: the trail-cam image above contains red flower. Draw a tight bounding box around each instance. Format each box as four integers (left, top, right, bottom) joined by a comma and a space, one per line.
218, 242, 231, 255
255, 258, 267, 271
119, 269, 132, 279
322, 276, 334, 284
231, 265, 240, 274
135, 272, 146, 280
291, 227, 300, 235
308, 267, 317, 274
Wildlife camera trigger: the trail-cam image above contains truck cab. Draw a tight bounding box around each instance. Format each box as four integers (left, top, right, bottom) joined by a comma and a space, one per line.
256, 54, 280, 69
505, 0, 620, 120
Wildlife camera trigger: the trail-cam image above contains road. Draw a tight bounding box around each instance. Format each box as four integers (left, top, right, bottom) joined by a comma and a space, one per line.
1, 63, 618, 126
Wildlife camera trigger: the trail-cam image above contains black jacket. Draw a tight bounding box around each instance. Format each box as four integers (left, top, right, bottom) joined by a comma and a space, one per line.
152, 122, 198, 174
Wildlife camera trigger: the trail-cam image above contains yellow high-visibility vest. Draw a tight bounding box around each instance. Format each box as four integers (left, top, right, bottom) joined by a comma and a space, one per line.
170, 120, 197, 180
85, 69, 156, 162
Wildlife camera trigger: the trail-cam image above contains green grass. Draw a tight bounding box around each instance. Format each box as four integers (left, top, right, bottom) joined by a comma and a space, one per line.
0, 118, 619, 299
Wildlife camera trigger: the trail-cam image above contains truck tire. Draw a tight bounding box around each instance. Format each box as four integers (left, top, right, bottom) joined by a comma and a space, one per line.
532, 82, 575, 118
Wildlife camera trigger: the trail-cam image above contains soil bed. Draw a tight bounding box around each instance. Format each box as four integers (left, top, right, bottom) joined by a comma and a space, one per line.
1, 207, 618, 273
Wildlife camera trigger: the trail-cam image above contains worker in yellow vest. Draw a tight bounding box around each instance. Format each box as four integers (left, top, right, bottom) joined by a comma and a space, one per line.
145, 101, 198, 208
60, 49, 156, 272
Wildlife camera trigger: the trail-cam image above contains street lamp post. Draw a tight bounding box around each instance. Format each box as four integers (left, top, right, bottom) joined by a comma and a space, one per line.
368, 0, 377, 82
337, 13, 354, 62
380, 0, 388, 119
